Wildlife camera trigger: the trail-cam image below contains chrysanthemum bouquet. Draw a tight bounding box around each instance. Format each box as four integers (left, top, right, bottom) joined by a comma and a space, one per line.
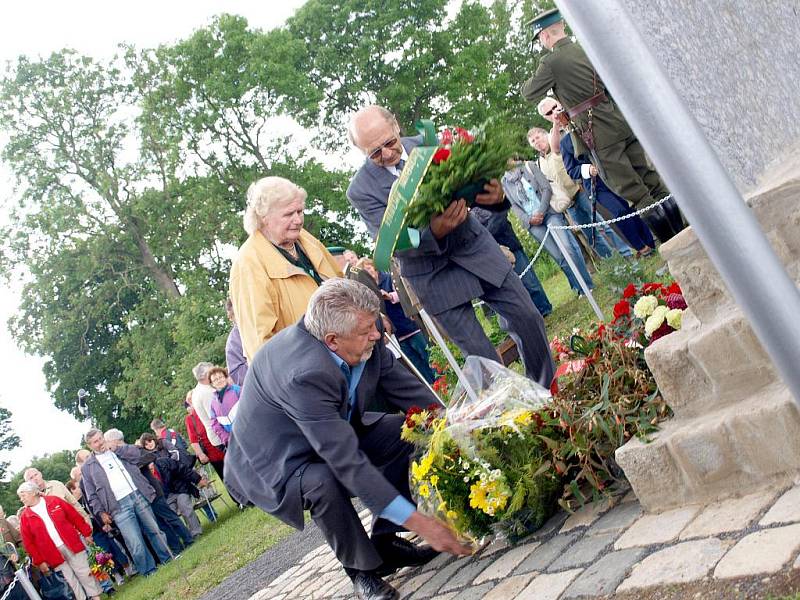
610, 281, 687, 345
87, 544, 115, 582
401, 358, 560, 545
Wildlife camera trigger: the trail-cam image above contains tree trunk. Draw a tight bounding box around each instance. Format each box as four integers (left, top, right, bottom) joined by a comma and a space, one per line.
127, 218, 182, 299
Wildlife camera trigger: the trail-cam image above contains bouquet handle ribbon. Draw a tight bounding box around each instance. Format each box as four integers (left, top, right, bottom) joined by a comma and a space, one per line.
373, 119, 438, 271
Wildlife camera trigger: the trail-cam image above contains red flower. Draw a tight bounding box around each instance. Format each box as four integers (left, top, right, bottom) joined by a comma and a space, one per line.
667, 281, 683, 295
650, 321, 673, 342
432, 147, 451, 165
665, 293, 687, 310
622, 284, 637, 299
440, 128, 454, 146
454, 127, 474, 143
613, 300, 631, 320
642, 282, 664, 294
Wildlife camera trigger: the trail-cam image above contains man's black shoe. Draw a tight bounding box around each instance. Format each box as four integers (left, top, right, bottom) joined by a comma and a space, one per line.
352, 570, 399, 600
374, 535, 440, 576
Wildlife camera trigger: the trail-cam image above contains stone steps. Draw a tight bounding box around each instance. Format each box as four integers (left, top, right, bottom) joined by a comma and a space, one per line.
616, 381, 800, 511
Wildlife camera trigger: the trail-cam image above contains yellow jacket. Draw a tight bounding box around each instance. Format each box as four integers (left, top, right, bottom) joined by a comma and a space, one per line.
230, 229, 342, 361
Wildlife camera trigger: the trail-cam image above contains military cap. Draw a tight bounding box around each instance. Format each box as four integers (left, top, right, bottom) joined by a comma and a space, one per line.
326, 246, 347, 255
527, 8, 563, 39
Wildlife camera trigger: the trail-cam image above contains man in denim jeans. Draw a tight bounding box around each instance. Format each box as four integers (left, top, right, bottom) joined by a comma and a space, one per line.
80, 429, 172, 576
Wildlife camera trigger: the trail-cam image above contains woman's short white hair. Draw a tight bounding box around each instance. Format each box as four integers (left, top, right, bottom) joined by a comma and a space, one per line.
17, 481, 39, 496
243, 176, 308, 236
305, 278, 380, 340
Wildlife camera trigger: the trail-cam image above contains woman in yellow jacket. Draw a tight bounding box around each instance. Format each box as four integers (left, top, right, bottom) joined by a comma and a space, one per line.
230, 176, 342, 362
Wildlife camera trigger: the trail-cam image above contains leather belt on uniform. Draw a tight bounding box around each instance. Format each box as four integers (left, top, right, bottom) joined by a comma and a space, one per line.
566, 91, 608, 119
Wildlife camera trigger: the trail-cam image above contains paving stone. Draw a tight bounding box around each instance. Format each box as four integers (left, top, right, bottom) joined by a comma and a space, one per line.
562, 548, 647, 598
532, 512, 569, 540
760, 485, 800, 526
412, 559, 466, 598
680, 490, 778, 539
614, 505, 701, 549
397, 570, 436, 597
617, 538, 729, 592
436, 594, 459, 600
482, 573, 537, 600
451, 582, 494, 600
517, 569, 584, 600
560, 497, 617, 533
479, 537, 509, 558
586, 501, 642, 537
329, 577, 353, 598
474, 541, 541, 583
419, 550, 453, 573
514, 532, 580, 574
549, 532, 617, 571
441, 559, 491, 592
270, 564, 303, 589
312, 572, 348, 598
247, 589, 272, 600
714, 523, 800, 579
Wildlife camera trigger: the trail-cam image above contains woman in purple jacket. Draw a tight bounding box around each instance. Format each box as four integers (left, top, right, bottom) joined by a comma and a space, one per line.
208, 367, 241, 447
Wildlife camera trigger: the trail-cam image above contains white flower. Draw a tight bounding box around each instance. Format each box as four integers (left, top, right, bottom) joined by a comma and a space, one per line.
666, 308, 683, 330
633, 295, 659, 318
644, 305, 669, 336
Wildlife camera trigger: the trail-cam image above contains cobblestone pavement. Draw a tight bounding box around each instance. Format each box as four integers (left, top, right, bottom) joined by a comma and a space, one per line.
248, 483, 800, 600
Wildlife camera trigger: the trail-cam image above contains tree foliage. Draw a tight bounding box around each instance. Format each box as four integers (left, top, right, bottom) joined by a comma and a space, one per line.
0, 450, 76, 517
0, 408, 21, 484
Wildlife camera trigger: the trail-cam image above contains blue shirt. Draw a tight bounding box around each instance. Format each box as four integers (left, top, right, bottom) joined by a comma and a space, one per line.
326, 350, 416, 525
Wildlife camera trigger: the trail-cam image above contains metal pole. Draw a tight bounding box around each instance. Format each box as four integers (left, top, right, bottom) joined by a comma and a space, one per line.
549, 226, 604, 320
383, 333, 444, 406
556, 0, 800, 406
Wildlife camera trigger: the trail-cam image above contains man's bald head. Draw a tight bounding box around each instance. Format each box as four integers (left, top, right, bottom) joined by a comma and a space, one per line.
348, 105, 404, 168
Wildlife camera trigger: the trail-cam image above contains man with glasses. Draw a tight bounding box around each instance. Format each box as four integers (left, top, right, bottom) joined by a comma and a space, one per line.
521, 8, 685, 243
346, 105, 555, 388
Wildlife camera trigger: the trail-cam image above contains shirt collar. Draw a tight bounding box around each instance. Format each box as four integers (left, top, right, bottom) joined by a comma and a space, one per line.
383, 146, 409, 177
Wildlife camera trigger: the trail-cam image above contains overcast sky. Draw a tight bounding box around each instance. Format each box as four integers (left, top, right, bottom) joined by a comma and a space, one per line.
0, 0, 312, 476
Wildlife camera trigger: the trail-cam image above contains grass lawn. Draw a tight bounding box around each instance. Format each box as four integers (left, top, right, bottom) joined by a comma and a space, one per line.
112, 480, 295, 600
111, 252, 668, 600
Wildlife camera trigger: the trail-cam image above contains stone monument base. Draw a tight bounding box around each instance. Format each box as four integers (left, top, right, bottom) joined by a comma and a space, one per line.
616, 152, 800, 511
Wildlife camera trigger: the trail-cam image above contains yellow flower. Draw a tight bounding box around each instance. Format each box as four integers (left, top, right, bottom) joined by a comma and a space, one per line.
411, 452, 434, 481
446, 510, 458, 520
438, 501, 447, 512
469, 476, 511, 516
419, 484, 430, 497
430, 474, 439, 486
513, 410, 533, 427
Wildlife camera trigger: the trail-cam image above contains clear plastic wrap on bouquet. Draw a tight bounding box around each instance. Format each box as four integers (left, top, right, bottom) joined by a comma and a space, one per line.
405, 357, 560, 547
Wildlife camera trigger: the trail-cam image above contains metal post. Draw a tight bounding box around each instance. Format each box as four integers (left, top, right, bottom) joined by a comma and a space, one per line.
549, 226, 604, 320
556, 0, 800, 406
383, 333, 444, 406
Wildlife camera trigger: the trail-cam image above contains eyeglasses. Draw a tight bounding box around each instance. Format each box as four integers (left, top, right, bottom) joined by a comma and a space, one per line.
367, 137, 398, 160
544, 106, 558, 116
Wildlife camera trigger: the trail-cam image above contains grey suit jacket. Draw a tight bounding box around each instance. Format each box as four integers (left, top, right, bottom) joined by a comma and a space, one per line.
346, 137, 513, 315
223, 318, 436, 530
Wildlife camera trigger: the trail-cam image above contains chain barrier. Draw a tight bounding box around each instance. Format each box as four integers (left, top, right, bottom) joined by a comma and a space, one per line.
546, 194, 673, 231
0, 574, 18, 600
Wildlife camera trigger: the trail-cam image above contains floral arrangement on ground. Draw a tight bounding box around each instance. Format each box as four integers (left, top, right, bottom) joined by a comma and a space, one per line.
406, 280, 683, 544
88, 544, 115, 582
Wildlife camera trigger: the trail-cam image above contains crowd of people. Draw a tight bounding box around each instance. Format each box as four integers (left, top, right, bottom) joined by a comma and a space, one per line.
3, 9, 688, 600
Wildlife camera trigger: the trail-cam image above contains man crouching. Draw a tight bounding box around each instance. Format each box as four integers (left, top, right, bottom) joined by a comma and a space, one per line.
224, 278, 471, 600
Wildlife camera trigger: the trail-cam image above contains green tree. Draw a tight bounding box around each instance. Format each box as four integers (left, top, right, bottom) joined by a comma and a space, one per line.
0, 408, 21, 484
0, 450, 77, 517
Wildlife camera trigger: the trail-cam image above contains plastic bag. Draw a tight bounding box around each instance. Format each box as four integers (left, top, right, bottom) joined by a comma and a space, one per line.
405, 357, 560, 546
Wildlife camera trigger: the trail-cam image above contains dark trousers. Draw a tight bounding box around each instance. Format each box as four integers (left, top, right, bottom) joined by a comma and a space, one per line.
594, 188, 655, 251
151, 495, 194, 553
299, 414, 413, 572
433, 270, 555, 388
512, 248, 552, 316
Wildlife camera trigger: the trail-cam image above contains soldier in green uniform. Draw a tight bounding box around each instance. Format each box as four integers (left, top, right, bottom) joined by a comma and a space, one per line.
521, 8, 684, 243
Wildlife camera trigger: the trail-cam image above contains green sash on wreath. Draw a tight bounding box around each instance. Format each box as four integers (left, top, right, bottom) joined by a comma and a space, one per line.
373, 120, 438, 272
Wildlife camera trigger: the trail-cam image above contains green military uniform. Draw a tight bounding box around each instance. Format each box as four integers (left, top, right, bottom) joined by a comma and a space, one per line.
522, 37, 669, 211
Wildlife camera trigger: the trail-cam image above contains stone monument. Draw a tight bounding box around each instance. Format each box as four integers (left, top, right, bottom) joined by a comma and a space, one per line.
611, 0, 800, 511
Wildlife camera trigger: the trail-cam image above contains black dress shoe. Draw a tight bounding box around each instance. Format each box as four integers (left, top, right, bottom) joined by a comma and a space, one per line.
373, 535, 440, 575
352, 570, 399, 600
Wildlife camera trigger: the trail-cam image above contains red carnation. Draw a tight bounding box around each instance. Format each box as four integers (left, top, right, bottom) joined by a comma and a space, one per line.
642, 282, 664, 294
665, 293, 687, 310
622, 284, 637, 299
650, 321, 673, 342
440, 129, 454, 146
667, 281, 683, 295
613, 300, 631, 320
454, 127, 474, 143
432, 147, 451, 165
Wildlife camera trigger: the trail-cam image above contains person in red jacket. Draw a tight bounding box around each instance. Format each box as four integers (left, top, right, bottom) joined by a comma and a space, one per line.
17, 482, 102, 600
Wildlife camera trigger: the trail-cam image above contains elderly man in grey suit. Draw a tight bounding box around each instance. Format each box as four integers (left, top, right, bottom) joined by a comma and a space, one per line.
224, 279, 471, 600
346, 105, 555, 387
